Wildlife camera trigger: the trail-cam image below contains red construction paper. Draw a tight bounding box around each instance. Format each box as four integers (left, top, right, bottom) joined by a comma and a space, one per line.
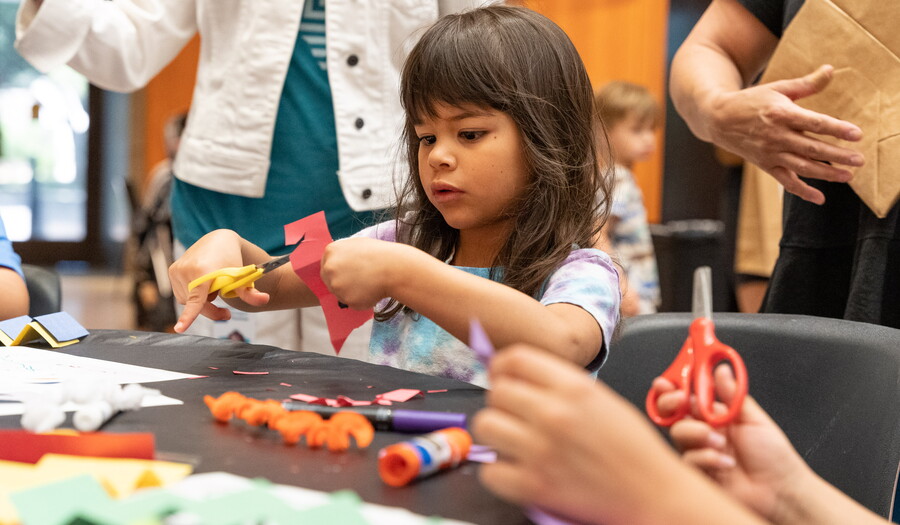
289, 388, 425, 408
376, 389, 423, 402
232, 371, 270, 375
427, 389, 448, 394
284, 212, 374, 354
336, 395, 372, 407
289, 394, 321, 404
0, 430, 155, 463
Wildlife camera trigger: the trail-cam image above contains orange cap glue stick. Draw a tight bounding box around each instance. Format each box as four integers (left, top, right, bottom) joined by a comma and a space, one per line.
377, 427, 472, 487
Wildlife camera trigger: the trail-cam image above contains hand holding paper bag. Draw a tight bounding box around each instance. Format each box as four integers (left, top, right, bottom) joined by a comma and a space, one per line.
746, 0, 900, 217
709, 64, 864, 204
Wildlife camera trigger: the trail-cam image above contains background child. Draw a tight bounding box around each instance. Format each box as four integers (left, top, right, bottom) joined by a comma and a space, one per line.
169, 6, 620, 387
595, 81, 661, 316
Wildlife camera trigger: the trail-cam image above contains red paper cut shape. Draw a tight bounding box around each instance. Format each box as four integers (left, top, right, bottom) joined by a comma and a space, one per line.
284, 212, 374, 354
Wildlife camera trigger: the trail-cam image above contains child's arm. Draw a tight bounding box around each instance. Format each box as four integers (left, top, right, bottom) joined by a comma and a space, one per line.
168, 229, 318, 333
321, 238, 607, 366
657, 367, 887, 525
472, 345, 769, 525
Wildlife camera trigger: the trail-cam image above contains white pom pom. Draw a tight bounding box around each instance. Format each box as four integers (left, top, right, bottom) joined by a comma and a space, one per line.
73, 400, 114, 432
21, 401, 65, 433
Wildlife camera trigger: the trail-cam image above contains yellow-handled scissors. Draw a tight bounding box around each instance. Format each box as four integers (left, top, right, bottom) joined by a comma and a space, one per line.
188, 249, 296, 299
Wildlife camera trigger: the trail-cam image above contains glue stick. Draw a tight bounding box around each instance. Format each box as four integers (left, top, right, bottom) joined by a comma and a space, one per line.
378, 427, 472, 487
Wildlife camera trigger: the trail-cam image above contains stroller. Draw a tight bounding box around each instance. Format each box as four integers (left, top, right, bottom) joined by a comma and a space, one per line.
128, 169, 176, 332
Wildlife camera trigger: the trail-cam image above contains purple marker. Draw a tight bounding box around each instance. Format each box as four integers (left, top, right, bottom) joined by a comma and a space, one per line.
281, 402, 467, 433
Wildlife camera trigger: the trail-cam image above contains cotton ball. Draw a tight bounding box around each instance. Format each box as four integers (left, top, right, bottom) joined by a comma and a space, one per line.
73, 400, 114, 432
65, 378, 117, 404
113, 384, 157, 411
20, 400, 65, 433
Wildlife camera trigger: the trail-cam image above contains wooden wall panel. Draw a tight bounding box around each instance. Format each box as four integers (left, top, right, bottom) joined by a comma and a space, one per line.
527, 0, 669, 223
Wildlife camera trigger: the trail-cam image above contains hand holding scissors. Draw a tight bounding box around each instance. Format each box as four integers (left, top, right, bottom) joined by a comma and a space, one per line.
187, 242, 299, 300
645, 266, 749, 427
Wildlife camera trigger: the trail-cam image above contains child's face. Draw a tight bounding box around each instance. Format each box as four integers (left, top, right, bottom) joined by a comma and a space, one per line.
607, 113, 656, 167
414, 102, 528, 237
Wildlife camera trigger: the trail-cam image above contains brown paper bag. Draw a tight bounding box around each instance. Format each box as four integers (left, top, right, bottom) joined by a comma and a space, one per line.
746, 0, 900, 218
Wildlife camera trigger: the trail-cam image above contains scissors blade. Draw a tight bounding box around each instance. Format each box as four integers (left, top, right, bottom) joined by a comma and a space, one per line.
692, 266, 713, 320
257, 235, 305, 274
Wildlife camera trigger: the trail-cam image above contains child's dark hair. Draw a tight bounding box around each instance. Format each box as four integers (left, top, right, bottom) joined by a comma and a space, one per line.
380, 5, 612, 320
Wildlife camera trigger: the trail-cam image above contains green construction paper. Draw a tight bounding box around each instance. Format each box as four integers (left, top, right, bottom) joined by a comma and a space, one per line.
10, 474, 110, 525
68, 489, 183, 525
294, 490, 368, 524
173, 486, 298, 525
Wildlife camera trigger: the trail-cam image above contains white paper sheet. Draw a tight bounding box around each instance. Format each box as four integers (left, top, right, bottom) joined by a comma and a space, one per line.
0, 346, 196, 416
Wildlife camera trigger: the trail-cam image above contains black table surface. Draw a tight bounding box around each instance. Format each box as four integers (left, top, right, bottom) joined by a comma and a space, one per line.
1, 330, 528, 524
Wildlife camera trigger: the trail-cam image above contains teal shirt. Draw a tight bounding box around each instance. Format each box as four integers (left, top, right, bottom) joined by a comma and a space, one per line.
171, 0, 377, 255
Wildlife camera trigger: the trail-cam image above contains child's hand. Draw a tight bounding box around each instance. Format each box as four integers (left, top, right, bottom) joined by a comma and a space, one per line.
321, 238, 412, 309
655, 367, 811, 522
472, 345, 686, 525
168, 229, 271, 332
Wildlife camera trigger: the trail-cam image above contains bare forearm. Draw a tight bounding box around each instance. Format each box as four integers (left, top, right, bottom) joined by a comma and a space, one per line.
388, 253, 602, 366
639, 463, 769, 525
0, 270, 29, 320
669, 0, 777, 142
772, 467, 886, 525
670, 44, 747, 143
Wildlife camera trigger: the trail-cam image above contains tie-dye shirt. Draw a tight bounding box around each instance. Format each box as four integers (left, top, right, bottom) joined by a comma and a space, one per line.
353, 221, 621, 387
609, 165, 660, 314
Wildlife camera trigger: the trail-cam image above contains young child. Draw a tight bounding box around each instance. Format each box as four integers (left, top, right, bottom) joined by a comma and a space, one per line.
595, 81, 661, 316
169, 6, 620, 387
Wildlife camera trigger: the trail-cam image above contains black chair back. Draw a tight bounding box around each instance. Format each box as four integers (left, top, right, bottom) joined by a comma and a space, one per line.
601, 313, 900, 519
22, 264, 62, 317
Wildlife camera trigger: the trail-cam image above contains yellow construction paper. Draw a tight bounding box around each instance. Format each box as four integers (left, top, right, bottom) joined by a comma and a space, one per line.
0, 454, 192, 524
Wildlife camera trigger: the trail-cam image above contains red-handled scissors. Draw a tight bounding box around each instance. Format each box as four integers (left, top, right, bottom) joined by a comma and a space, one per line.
645, 266, 748, 427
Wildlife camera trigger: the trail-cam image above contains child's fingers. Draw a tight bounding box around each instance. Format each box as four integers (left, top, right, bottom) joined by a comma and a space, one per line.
174, 288, 228, 332
235, 286, 270, 307
655, 389, 688, 417
651, 376, 676, 392
670, 419, 725, 451
490, 345, 588, 393
478, 461, 537, 507
471, 406, 535, 464
682, 448, 736, 471
486, 375, 557, 428
713, 364, 739, 404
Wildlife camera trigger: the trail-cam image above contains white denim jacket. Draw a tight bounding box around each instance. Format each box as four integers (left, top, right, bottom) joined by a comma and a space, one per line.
16, 0, 492, 210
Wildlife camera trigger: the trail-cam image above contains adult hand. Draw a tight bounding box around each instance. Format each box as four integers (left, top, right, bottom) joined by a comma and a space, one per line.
707, 65, 864, 205
168, 229, 270, 332
655, 366, 810, 522
472, 345, 683, 525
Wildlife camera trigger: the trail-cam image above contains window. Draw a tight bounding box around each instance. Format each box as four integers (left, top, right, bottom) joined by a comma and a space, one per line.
0, 1, 129, 267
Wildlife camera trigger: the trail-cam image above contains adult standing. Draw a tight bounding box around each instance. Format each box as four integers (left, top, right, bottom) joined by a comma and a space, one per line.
15, 0, 496, 355
669, 0, 900, 327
